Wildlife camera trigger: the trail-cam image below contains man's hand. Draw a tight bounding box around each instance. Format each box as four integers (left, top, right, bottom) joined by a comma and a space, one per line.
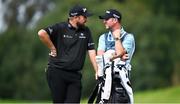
38, 29, 57, 57
110, 53, 129, 61
121, 53, 129, 61
49, 48, 57, 57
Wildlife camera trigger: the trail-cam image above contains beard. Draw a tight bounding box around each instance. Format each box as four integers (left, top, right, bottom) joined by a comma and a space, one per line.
77, 22, 85, 29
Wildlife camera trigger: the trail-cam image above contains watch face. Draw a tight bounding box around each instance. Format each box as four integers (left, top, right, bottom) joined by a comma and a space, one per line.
115, 38, 120, 40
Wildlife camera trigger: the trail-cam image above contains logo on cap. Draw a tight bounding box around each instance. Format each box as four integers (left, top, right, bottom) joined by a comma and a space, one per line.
83, 8, 87, 12
106, 11, 110, 14
113, 14, 120, 18
99, 9, 122, 20
69, 5, 92, 17
70, 12, 78, 16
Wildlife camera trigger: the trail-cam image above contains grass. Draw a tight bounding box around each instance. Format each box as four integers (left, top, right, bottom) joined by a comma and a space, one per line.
0, 99, 51, 104
81, 86, 180, 104
134, 86, 180, 103
1, 86, 180, 103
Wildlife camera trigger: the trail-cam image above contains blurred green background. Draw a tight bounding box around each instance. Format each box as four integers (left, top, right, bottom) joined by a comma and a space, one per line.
0, 0, 180, 103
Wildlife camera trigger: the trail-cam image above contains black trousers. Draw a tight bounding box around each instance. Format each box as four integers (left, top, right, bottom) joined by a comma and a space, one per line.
46, 66, 82, 103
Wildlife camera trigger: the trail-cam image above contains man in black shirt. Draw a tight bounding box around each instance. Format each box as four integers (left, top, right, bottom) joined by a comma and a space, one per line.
38, 5, 97, 103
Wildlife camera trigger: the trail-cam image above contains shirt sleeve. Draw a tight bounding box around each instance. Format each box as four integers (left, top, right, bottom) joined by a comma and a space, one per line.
97, 34, 106, 51
87, 28, 95, 50
122, 34, 135, 58
43, 23, 61, 48
43, 23, 59, 40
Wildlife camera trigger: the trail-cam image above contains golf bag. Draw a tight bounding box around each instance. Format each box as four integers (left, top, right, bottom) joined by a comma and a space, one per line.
88, 50, 134, 104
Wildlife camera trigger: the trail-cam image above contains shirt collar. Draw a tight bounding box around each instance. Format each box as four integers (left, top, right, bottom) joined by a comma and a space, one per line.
67, 22, 77, 30
120, 27, 126, 39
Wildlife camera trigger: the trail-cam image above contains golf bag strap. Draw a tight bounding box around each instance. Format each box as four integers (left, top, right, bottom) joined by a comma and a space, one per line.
88, 79, 103, 104
88, 83, 99, 104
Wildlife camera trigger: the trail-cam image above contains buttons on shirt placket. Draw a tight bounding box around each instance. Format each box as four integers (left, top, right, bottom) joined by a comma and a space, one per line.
74, 33, 79, 40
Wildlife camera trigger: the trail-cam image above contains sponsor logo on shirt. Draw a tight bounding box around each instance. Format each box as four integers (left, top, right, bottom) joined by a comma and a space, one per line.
63, 34, 73, 38
79, 33, 86, 39
88, 42, 95, 46
48, 28, 53, 34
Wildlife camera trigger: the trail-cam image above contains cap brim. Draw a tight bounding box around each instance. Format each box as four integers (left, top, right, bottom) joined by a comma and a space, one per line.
99, 15, 111, 19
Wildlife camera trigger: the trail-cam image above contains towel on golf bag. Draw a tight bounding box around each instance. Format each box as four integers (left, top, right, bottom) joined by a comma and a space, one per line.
94, 50, 134, 104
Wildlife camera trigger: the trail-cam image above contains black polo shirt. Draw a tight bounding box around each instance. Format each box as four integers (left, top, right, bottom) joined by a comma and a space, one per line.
44, 22, 95, 71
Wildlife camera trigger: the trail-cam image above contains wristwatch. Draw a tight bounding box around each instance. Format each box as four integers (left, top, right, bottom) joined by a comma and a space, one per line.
114, 37, 120, 41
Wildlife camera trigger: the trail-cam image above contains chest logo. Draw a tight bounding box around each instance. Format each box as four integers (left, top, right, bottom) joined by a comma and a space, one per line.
79, 33, 86, 39
63, 34, 73, 38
